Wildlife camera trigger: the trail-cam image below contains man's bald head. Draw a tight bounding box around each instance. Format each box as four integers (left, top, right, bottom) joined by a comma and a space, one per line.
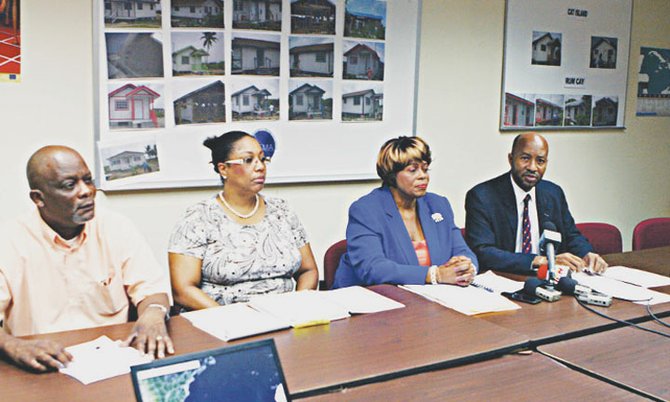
26, 146, 86, 190
511, 132, 549, 157
508, 132, 549, 192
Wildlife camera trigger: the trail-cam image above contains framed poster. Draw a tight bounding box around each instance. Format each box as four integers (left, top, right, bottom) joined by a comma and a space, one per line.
93, 0, 421, 191
500, 0, 632, 130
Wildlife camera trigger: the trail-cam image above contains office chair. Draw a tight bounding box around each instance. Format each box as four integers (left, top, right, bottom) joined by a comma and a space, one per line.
576, 222, 623, 255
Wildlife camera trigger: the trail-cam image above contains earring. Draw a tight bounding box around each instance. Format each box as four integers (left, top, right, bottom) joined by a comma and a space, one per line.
222, 175, 227, 179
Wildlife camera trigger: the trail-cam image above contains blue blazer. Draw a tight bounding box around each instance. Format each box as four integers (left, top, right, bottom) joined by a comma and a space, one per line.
333, 186, 478, 288
464, 173, 592, 274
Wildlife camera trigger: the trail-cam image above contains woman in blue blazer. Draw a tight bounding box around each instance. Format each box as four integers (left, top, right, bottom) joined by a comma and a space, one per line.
333, 136, 478, 289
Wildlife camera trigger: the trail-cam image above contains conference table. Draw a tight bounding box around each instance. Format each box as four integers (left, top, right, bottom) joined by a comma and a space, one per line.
2, 248, 669, 400
0, 285, 528, 401
604, 245, 670, 276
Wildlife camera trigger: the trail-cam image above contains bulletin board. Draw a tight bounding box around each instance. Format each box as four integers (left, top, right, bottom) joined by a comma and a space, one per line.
93, 0, 421, 191
500, 0, 632, 131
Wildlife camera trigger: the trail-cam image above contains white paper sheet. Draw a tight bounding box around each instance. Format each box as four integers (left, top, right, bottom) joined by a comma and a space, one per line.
181, 303, 290, 342
400, 284, 520, 316
602, 266, 670, 288
472, 271, 525, 294
249, 290, 351, 327
321, 286, 405, 314
59, 336, 153, 385
573, 272, 659, 302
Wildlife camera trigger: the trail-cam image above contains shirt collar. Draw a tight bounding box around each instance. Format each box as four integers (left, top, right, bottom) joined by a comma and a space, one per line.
509, 173, 536, 205
34, 209, 88, 251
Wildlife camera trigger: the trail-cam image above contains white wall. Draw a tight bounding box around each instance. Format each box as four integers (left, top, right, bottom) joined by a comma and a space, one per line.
1, 0, 669, 280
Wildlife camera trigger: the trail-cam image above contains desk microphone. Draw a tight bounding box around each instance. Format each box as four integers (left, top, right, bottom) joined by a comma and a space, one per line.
524, 277, 561, 302
556, 276, 612, 307
539, 221, 562, 286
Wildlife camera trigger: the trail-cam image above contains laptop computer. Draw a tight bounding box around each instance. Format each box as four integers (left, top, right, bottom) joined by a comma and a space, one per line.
130, 339, 290, 402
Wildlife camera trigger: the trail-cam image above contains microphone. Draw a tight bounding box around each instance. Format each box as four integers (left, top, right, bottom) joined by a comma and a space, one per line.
537, 263, 570, 284
556, 277, 612, 307
539, 221, 562, 286
523, 277, 561, 302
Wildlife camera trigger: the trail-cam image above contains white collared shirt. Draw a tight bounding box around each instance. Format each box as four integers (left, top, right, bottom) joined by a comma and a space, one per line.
510, 174, 540, 254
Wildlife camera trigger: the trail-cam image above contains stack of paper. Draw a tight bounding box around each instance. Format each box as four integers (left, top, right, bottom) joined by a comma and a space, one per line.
573, 272, 670, 305
181, 303, 290, 341
401, 284, 520, 316
59, 336, 153, 384
249, 290, 352, 327
320, 286, 405, 314
602, 266, 670, 288
471, 271, 524, 294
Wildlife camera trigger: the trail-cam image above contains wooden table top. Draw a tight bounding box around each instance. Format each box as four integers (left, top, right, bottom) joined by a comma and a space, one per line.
604, 246, 670, 277
538, 321, 670, 401
305, 352, 645, 401
0, 285, 529, 401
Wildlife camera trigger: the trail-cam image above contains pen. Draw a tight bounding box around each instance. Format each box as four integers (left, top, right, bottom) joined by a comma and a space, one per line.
471, 282, 494, 293
293, 319, 331, 329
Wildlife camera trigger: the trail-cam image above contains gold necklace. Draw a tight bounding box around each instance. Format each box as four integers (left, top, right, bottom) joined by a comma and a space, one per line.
218, 191, 259, 219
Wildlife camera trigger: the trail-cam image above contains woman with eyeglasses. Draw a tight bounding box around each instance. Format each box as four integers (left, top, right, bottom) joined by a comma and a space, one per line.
333, 136, 478, 289
168, 131, 318, 310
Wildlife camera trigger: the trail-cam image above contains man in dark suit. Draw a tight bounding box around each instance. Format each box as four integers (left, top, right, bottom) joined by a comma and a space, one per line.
465, 133, 607, 274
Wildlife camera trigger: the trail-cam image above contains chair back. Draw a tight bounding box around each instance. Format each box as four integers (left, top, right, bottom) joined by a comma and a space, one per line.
576, 222, 622, 255
323, 240, 347, 290
632, 217, 670, 251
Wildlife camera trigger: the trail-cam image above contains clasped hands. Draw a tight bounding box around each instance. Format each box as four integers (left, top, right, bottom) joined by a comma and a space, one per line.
2, 307, 173, 373
435, 256, 476, 286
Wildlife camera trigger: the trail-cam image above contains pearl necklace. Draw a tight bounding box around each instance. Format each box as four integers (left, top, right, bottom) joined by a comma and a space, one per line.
219, 191, 260, 219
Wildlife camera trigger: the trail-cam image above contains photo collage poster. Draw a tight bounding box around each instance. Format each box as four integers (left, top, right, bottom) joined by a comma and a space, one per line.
501, 0, 632, 130
95, 0, 417, 191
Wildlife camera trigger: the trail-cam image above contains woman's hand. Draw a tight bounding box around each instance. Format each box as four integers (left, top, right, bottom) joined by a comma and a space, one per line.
437, 256, 476, 286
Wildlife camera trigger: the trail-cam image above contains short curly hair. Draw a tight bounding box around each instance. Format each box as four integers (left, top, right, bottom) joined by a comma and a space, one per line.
376, 136, 432, 187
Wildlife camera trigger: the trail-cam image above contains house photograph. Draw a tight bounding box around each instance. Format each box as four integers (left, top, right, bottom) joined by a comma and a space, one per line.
172, 31, 225, 76
564, 95, 592, 126
173, 80, 226, 125
288, 80, 332, 120
535, 95, 564, 126
233, 0, 282, 31
503, 92, 535, 127
341, 82, 383, 121
231, 79, 279, 121
107, 82, 164, 129
344, 0, 386, 40
290, 37, 334, 77
101, 141, 160, 181
593, 96, 619, 126
171, 0, 224, 28
232, 33, 280, 75
343, 40, 385, 80
531, 31, 561, 66
104, 0, 161, 28
291, 0, 336, 35
590, 36, 618, 69
106, 32, 163, 78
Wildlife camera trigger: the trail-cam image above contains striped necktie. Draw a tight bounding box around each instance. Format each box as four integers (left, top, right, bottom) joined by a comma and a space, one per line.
522, 194, 532, 254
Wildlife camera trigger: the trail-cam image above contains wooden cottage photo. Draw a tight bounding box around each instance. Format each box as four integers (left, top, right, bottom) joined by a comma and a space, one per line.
592, 96, 618, 126
106, 32, 163, 79
233, 0, 282, 31
231, 80, 279, 121
108, 83, 164, 129
531, 31, 561, 66
173, 80, 226, 125
341, 82, 383, 121
344, 0, 386, 40
343, 40, 385, 80
291, 0, 336, 35
232, 33, 280, 76
172, 31, 225, 76
590, 36, 617, 69
171, 0, 224, 28
101, 142, 160, 181
104, 0, 161, 28
535, 95, 564, 126
564, 95, 592, 126
503, 93, 535, 127
288, 80, 332, 120
290, 37, 334, 77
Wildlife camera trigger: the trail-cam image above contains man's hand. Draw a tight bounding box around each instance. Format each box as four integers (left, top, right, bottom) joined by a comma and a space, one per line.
123, 305, 174, 359
1, 337, 72, 372
556, 252, 587, 272
438, 256, 476, 287
583, 252, 608, 274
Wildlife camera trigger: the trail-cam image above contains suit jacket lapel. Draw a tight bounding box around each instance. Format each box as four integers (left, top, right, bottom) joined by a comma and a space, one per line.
417, 196, 442, 264
379, 187, 418, 265
500, 175, 518, 244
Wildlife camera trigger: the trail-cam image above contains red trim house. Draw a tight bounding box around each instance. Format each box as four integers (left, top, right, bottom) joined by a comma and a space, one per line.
108, 83, 161, 128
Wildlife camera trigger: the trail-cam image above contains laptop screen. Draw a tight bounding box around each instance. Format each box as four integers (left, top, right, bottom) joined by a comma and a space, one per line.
130, 339, 290, 402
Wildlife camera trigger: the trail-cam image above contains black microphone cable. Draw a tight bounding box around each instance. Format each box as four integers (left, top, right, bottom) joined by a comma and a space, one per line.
574, 295, 670, 339
645, 303, 670, 329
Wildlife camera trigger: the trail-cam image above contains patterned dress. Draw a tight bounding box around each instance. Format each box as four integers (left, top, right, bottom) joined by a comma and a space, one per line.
168, 195, 308, 307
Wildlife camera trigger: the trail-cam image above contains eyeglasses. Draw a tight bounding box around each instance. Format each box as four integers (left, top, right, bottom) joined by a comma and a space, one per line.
403, 161, 430, 174
224, 156, 271, 167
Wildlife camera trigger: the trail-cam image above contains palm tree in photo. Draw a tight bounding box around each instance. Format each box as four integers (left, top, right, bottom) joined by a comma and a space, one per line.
201, 32, 218, 52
